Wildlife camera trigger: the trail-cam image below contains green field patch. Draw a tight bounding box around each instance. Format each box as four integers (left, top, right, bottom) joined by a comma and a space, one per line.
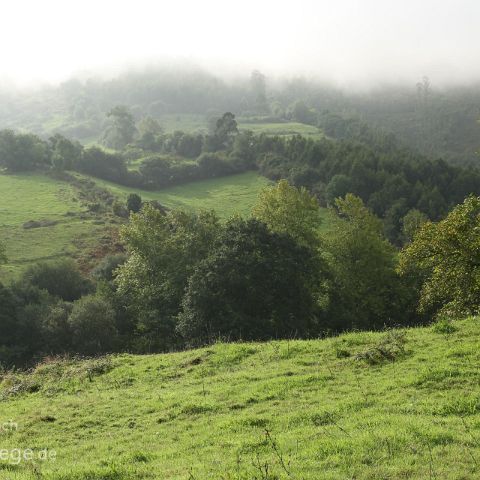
0, 318, 478, 478
87, 171, 271, 218
0, 174, 106, 280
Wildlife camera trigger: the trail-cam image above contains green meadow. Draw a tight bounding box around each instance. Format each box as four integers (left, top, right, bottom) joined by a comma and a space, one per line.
238, 120, 324, 139
152, 114, 324, 140
0, 317, 478, 479
85, 171, 272, 218
0, 174, 104, 280
0, 172, 272, 279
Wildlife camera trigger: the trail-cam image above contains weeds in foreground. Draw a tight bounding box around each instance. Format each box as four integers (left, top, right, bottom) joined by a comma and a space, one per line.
354, 330, 407, 365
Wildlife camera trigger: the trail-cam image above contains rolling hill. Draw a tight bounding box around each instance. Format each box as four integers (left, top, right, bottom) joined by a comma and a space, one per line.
0, 172, 271, 280
0, 317, 478, 479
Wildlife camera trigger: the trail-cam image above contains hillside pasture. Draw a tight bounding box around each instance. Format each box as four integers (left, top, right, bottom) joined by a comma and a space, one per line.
0, 318, 478, 479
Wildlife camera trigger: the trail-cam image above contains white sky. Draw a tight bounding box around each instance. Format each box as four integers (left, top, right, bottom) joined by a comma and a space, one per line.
1, 0, 480, 87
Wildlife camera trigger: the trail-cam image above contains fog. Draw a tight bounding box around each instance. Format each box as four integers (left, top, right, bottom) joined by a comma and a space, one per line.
1, 0, 480, 88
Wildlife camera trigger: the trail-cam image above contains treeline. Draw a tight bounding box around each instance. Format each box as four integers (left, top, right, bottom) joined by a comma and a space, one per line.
253, 132, 480, 244
2, 110, 480, 243
0, 112, 254, 189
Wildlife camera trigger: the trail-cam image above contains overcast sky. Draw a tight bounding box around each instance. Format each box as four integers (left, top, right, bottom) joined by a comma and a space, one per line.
1, 0, 479, 87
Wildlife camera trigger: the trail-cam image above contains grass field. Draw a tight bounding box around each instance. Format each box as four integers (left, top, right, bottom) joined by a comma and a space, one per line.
153, 114, 325, 140
0, 174, 106, 281
0, 172, 272, 280
237, 120, 324, 140
87, 171, 272, 218
0, 317, 478, 479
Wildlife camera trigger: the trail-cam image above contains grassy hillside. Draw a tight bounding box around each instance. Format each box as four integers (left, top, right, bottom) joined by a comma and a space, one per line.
0, 172, 271, 280
238, 119, 324, 140
0, 174, 107, 280
0, 318, 478, 479
86, 171, 271, 218
145, 114, 324, 139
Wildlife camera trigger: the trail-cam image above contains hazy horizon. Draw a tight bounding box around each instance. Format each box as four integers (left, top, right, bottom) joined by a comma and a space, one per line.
1, 0, 480, 89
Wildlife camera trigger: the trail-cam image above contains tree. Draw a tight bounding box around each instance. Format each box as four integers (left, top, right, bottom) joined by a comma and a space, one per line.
325, 174, 354, 205
78, 147, 129, 183
91, 253, 127, 282
138, 116, 163, 137
68, 296, 117, 355
137, 116, 164, 152
49, 134, 83, 170
229, 131, 257, 170
0, 130, 50, 172
252, 179, 322, 250
41, 302, 73, 354
250, 70, 268, 113
401, 209, 428, 243
0, 282, 18, 366
22, 259, 93, 302
126, 193, 142, 213
290, 101, 317, 125
398, 195, 480, 317
204, 112, 238, 151
324, 194, 415, 330
116, 206, 221, 350
102, 105, 137, 150
177, 218, 326, 345
197, 153, 233, 177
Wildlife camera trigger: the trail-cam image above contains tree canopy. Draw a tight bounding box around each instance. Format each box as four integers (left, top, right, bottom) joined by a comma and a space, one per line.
398, 195, 480, 317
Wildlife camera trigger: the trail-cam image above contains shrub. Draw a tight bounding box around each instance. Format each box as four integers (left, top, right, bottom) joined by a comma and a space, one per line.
126, 193, 142, 213
354, 330, 407, 365
432, 318, 458, 335
22, 259, 93, 302
68, 296, 118, 355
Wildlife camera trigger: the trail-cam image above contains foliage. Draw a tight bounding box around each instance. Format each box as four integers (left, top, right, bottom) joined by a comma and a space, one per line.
205, 112, 238, 151
324, 194, 416, 330
177, 218, 326, 344
0, 130, 50, 171
354, 330, 407, 365
102, 105, 137, 150
91, 253, 127, 282
289, 100, 317, 125
432, 317, 458, 335
401, 208, 428, 243
77, 146, 131, 184
126, 193, 142, 213
252, 179, 322, 250
21, 259, 93, 302
398, 195, 480, 317
116, 206, 221, 349
49, 134, 82, 170
68, 296, 118, 355
256, 130, 480, 243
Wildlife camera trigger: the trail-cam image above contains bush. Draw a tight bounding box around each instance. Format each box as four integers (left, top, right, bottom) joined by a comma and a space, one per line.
197, 153, 234, 178
432, 318, 458, 335
354, 330, 407, 365
91, 254, 127, 282
126, 193, 142, 213
22, 259, 93, 302
68, 296, 118, 355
